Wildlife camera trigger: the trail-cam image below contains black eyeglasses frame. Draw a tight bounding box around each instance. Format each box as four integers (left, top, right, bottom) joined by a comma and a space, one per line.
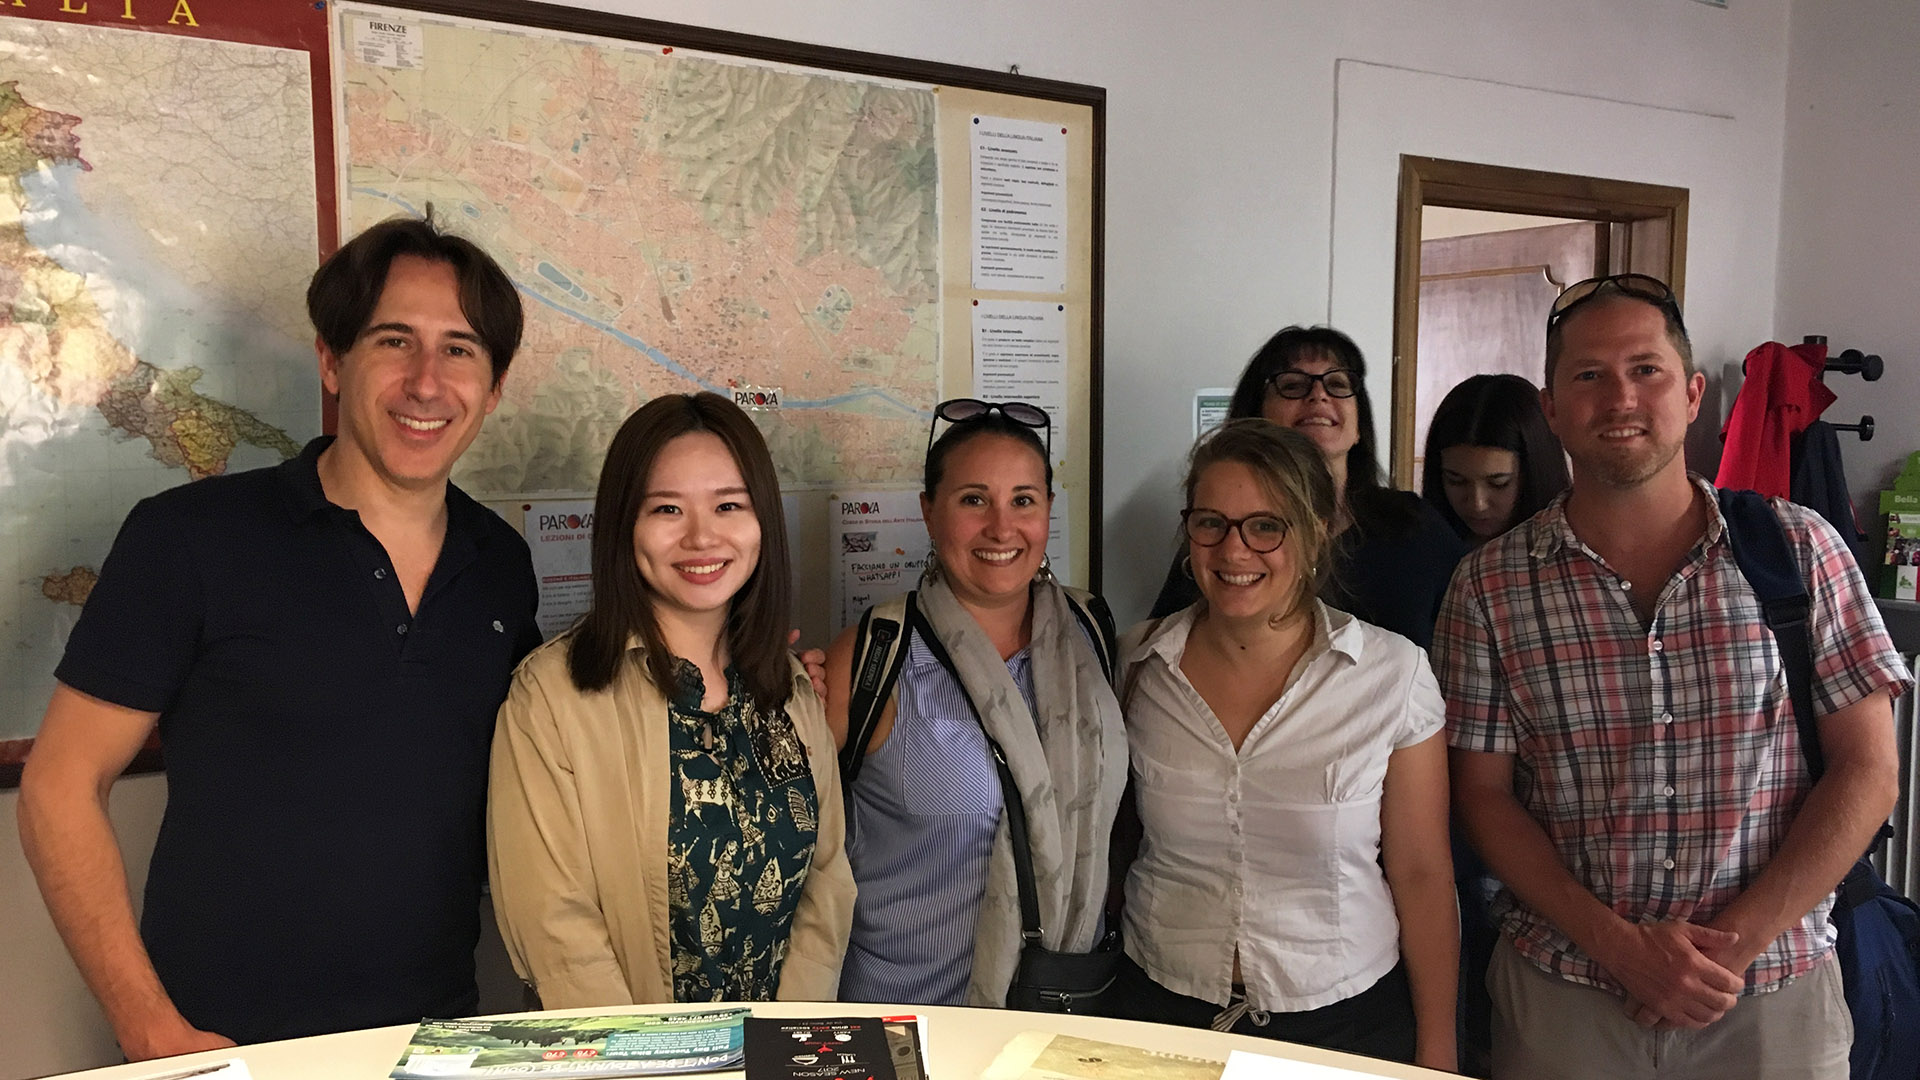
1180, 507, 1290, 553
1265, 368, 1359, 401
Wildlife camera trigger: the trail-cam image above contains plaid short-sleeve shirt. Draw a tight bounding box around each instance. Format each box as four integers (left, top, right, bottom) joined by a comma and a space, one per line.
1437, 477, 1911, 995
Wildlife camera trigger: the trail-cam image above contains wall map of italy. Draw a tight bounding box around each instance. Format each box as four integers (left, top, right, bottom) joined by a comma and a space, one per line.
0, 19, 320, 743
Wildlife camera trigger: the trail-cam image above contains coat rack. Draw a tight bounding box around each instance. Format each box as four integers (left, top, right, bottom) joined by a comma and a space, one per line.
1803, 335, 1879, 441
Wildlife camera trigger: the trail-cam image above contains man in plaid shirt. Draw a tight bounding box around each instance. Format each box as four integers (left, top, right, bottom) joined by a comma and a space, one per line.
1435, 276, 1910, 1079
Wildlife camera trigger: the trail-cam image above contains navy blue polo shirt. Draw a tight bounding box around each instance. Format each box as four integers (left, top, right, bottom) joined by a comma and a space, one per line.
56, 436, 541, 1044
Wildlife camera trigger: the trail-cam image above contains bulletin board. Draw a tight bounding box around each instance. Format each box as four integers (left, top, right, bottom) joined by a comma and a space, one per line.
0, 0, 1102, 782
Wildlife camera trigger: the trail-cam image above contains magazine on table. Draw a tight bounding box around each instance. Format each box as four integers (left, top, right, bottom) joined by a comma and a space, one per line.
389, 1008, 749, 1079
742, 1015, 929, 1080
982, 1031, 1223, 1080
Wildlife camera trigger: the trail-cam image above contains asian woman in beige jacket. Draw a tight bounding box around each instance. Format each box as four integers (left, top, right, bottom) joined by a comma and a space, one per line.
488, 393, 853, 1008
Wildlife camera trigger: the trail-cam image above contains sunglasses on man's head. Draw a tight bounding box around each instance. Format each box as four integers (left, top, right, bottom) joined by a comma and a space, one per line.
927, 398, 1052, 457
1546, 274, 1687, 339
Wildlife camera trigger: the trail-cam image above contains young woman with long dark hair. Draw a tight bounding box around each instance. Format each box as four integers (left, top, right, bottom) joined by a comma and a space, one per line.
489, 392, 852, 1008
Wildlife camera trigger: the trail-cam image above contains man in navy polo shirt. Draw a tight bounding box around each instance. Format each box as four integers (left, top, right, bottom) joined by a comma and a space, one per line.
18, 217, 543, 1060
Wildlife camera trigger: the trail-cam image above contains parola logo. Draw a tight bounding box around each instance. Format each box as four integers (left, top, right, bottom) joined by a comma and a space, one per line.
840, 502, 882, 515
733, 385, 783, 410
537, 512, 594, 531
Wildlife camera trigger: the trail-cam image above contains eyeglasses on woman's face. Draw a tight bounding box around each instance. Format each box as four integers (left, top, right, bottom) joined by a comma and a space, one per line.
1181, 508, 1289, 553
1266, 368, 1358, 400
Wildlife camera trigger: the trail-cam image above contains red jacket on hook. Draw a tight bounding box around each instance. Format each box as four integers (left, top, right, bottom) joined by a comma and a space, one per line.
1715, 341, 1834, 498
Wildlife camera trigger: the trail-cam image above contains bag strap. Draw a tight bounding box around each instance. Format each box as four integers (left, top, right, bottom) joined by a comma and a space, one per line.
1063, 586, 1120, 685
903, 599, 1047, 944
840, 593, 913, 792
1719, 488, 1898, 908
1716, 489, 1825, 780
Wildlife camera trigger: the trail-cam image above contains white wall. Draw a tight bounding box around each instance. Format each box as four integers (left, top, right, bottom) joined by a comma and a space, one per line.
2, 1, 1810, 1076
1328, 57, 1782, 481
1, 779, 166, 1080
1775, 0, 1920, 509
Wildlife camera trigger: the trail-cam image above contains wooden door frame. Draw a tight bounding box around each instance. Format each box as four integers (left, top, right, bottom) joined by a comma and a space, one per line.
1390, 156, 1689, 486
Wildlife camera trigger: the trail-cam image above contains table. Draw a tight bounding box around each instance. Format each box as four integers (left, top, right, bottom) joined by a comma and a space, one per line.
43, 1003, 1451, 1080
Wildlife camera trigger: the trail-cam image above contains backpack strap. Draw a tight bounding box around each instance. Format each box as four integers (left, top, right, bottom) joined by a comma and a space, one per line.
1716, 489, 1825, 780
840, 592, 913, 792
1719, 488, 1899, 907
1062, 585, 1119, 684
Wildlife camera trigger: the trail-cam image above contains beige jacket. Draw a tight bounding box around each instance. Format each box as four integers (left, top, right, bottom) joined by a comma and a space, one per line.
487, 634, 854, 1008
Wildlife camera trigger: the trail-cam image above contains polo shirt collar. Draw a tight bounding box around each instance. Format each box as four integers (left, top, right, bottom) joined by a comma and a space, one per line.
274, 433, 496, 560
275, 435, 336, 522
1529, 473, 1724, 561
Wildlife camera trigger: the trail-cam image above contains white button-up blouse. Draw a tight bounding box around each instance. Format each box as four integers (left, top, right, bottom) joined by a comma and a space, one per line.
1118, 602, 1445, 1013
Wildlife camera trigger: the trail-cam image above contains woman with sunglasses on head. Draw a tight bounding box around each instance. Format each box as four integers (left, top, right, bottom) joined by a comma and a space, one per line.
1150, 327, 1467, 649
1421, 374, 1569, 548
1114, 419, 1456, 1070
824, 398, 1128, 1007
488, 393, 853, 1008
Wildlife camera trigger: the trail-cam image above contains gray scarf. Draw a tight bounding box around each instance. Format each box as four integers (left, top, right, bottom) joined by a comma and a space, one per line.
914, 575, 1128, 1006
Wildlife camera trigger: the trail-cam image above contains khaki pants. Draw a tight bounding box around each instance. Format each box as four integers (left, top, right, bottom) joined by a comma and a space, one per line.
1489, 943, 1850, 1080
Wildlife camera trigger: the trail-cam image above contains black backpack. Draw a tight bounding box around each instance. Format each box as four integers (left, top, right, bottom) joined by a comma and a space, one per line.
1719, 488, 1920, 1080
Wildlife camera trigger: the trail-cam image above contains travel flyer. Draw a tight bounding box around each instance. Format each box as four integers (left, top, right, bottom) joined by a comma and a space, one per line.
389, 1009, 749, 1079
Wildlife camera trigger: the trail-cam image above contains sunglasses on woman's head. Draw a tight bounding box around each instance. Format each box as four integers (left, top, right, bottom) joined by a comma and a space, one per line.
926, 398, 1052, 457
1545, 274, 1687, 339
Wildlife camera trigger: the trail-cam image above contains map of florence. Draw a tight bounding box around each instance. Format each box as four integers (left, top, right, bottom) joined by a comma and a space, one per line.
337, 6, 942, 494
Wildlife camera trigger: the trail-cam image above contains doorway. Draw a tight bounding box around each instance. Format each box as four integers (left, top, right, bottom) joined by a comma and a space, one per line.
1390, 156, 1689, 488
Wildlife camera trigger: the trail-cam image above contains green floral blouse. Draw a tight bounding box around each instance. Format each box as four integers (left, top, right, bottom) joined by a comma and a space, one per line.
666, 662, 819, 1001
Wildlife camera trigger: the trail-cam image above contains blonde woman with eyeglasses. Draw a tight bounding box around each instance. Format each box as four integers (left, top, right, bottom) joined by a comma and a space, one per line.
1110, 419, 1457, 1071
1150, 327, 1468, 650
